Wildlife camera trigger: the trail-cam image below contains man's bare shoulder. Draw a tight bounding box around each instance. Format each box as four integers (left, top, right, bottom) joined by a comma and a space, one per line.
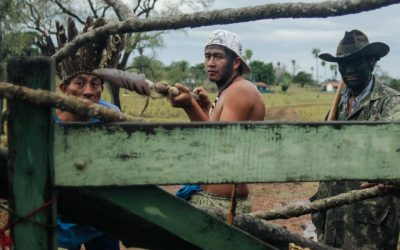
227, 77, 260, 96
229, 78, 264, 104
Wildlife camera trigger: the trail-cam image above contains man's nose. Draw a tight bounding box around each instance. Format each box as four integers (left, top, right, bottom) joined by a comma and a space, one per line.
345, 64, 356, 73
206, 57, 216, 67
82, 84, 95, 97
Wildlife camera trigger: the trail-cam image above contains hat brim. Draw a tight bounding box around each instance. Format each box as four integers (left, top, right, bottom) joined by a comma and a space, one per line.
319, 42, 390, 62
239, 56, 251, 74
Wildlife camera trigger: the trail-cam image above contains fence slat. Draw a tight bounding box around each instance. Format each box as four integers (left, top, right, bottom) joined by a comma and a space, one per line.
58, 186, 276, 250
55, 122, 400, 186
7, 57, 56, 250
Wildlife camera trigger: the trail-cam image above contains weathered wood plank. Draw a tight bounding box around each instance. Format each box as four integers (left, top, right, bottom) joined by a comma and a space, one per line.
7, 57, 56, 250
58, 186, 276, 250
54, 122, 400, 186
57, 187, 201, 250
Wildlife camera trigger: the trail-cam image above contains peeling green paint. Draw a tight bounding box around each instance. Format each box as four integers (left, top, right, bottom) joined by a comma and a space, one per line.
54, 122, 400, 186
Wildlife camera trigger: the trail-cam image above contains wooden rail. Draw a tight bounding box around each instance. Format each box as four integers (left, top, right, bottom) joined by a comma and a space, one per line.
54, 121, 400, 186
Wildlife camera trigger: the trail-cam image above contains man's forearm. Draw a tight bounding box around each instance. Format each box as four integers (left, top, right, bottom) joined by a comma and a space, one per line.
183, 99, 209, 121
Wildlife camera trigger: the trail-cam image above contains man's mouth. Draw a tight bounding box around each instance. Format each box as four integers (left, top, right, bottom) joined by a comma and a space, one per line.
345, 75, 358, 81
79, 98, 95, 105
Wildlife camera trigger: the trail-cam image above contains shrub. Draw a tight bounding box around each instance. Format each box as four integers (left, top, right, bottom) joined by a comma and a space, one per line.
281, 82, 289, 92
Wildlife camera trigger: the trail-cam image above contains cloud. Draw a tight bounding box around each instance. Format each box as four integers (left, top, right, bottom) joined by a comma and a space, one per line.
154, 1, 400, 78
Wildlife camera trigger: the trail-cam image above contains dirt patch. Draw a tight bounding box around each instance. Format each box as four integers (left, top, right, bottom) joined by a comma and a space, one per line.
265, 106, 300, 121
161, 183, 317, 238
249, 183, 317, 239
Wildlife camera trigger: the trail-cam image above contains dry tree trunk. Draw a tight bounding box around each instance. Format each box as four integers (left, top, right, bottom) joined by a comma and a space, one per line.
249, 186, 391, 221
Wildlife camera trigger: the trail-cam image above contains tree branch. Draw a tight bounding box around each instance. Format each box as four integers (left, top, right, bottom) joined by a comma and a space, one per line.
0, 82, 140, 122
103, 0, 134, 20
0, 81, 197, 119
133, 0, 142, 15
101, 5, 111, 18
51, 0, 85, 24
88, 0, 98, 18
137, 0, 158, 18
200, 205, 338, 250
53, 0, 400, 62
249, 186, 394, 221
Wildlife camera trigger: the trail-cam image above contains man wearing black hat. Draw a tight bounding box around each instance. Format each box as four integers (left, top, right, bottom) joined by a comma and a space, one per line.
310, 30, 400, 249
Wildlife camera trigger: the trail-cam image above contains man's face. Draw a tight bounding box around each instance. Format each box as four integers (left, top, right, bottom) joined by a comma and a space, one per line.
204, 46, 236, 85
338, 57, 373, 92
60, 74, 103, 104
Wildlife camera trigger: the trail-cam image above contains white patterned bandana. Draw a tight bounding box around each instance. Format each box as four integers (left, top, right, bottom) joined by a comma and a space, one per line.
205, 29, 251, 74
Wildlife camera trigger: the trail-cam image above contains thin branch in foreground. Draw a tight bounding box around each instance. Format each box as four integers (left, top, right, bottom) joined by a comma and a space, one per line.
0, 82, 139, 122
249, 186, 391, 221
0, 81, 197, 121
199, 205, 338, 250
104, 0, 134, 20
53, 0, 400, 62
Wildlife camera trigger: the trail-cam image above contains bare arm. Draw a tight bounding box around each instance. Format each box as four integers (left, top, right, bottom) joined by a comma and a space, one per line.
169, 84, 209, 121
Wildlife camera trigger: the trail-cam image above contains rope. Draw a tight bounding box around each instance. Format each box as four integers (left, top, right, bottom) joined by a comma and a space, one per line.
0, 194, 58, 249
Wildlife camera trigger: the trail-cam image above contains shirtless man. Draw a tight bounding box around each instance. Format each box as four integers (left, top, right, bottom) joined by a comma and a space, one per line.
171, 30, 265, 213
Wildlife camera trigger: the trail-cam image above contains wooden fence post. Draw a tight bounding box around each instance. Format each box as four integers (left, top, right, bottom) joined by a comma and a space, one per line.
7, 57, 56, 250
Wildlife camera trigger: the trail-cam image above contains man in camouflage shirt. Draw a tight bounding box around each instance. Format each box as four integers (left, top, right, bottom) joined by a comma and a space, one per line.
310, 30, 400, 249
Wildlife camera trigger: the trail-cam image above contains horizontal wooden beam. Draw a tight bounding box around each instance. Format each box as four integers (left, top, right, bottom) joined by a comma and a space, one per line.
54, 121, 400, 186
58, 186, 276, 250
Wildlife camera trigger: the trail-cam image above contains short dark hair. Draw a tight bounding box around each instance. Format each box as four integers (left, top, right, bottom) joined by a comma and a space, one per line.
221, 46, 243, 75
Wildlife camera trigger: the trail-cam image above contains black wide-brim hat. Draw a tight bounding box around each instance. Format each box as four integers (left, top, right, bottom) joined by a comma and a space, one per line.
319, 29, 390, 62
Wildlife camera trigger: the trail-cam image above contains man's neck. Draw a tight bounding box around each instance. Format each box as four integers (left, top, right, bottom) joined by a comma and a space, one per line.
349, 75, 372, 97
216, 72, 240, 92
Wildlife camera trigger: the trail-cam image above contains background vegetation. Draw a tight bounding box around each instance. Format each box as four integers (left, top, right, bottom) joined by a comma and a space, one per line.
103, 84, 334, 123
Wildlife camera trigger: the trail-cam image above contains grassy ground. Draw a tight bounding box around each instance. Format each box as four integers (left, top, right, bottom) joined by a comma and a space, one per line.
108, 84, 334, 122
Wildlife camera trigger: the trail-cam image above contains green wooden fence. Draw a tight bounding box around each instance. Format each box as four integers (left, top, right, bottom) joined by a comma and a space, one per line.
5, 58, 400, 249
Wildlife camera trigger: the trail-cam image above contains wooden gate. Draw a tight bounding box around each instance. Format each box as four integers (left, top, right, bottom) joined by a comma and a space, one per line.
4, 58, 400, 249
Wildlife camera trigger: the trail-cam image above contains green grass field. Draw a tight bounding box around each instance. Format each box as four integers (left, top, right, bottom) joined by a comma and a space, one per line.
103, 84, 335, 122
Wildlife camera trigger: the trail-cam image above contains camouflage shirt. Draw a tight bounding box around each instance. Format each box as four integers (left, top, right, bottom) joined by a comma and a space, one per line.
311, 78, 400, 250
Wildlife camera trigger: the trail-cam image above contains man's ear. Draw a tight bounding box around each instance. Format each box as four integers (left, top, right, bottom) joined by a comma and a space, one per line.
59, 82, 67, 93
368, 57, 377, 72
233, 57, 241, 71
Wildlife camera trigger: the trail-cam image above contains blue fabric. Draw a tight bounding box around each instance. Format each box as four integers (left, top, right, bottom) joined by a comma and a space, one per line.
176, 184, 202, 201
91, 99, 120, 122
56, 99, 120, 249
57, 219, 104, 249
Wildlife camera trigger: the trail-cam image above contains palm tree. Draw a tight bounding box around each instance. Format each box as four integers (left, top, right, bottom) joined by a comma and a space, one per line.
291, 59, 296, 77
321, 60, 326, 81
244, 49, 253, 63
310, 66, 314, 84
244, 49, 253, 80
312, 48, 321, 84
330, 64, 338, 80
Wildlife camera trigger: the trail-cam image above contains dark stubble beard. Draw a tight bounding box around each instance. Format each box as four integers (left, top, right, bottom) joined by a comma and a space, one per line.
215, 60, 235, 90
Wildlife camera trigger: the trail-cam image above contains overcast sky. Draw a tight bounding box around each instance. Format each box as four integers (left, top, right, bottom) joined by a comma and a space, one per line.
150, 0, 400, 80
